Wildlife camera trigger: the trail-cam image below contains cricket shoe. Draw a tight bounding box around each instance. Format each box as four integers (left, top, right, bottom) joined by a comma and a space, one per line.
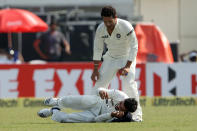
37, 108, 52, 118
44, 97, 58, 106
37, 107, 61, 118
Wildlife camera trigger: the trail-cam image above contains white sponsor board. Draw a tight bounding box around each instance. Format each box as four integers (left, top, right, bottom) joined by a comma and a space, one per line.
146, 63, 197, 96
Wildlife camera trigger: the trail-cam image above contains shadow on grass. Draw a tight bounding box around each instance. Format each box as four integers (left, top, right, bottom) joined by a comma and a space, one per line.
10, 122, 57, 125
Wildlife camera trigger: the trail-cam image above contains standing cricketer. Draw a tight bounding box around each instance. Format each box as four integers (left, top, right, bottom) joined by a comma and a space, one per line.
91, 6, 142, 121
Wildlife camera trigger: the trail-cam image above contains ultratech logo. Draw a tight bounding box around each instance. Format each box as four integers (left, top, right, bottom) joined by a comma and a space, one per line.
0, 99, 17, 107
153, 97, 196, 106
23, 99, 44, 107
140, 98, 146, 107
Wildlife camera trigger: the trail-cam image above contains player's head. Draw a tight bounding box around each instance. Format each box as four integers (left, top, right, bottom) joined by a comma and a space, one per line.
116, 98, 138, 113
124, 98, 138, 113
49, 21, 58, 31
189, 52, 197, 62
101, 6, 117, 18
101, 6, 117, 30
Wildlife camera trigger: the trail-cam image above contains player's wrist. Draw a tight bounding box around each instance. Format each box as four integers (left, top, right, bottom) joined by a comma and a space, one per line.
94, 64, 99, 67
94, 63, 99, 70
111, 112, 115, 117
124, 61, 132, 68
93, 68, 99, 72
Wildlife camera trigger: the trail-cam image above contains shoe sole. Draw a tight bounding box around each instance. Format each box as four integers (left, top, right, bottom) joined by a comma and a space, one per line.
44, 98, 51, 106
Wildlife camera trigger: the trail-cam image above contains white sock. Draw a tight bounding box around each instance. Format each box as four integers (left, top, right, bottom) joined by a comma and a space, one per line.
52, 109, 60, 114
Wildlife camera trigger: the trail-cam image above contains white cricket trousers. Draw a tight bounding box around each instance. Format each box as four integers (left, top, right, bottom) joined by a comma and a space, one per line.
93, 53, 142, 120
51, 95, 101, 123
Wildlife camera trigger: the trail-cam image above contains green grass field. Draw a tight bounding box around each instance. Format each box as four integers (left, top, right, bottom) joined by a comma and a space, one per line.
0, 99, 197, 131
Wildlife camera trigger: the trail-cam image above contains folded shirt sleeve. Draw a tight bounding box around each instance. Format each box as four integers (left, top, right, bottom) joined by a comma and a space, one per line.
127, 30, 138, 62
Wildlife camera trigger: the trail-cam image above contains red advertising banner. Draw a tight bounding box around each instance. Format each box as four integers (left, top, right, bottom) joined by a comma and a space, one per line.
136, 64, 146, 96
1, 63, 196, 98
0, 63, 145, 98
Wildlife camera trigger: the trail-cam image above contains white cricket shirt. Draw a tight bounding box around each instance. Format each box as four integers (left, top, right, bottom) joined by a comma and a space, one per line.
94, 88, 129, 122
93, 18, 138, 62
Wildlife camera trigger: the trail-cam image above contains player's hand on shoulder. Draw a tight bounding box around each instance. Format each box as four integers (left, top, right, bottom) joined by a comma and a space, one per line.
99, 90, 109, 99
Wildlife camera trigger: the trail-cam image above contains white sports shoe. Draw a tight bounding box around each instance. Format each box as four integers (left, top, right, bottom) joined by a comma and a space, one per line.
44, 97, 58, 106
37, 108, 52, 118
38, 107, 61, 118
132, 114, 143, 122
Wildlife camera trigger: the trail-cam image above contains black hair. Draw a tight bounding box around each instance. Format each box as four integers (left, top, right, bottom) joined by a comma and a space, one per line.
101, 6, 117, 18
124, 98, 138, 113
111, 112, 134, 122
190, 56, 197, 62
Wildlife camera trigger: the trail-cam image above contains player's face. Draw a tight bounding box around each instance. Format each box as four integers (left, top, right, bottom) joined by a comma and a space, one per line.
115, 101, 127, 112
102, 16, 117, 30
50, 24, 57, 31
